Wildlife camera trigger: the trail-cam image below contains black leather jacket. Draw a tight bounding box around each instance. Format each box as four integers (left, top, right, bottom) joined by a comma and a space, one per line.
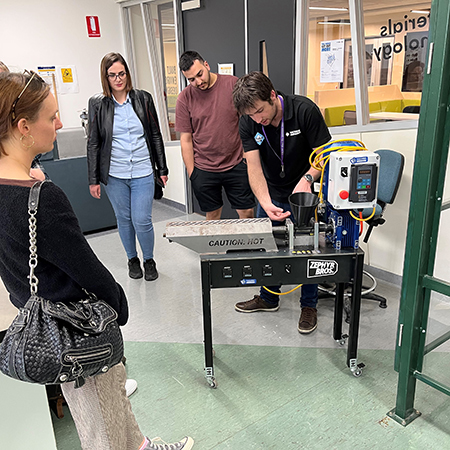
87, 89, 168, 185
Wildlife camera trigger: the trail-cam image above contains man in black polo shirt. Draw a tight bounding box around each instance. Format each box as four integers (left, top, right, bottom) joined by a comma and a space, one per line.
232, 71, 331, 333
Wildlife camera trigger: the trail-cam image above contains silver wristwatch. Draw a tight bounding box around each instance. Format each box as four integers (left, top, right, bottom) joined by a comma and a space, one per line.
303, 173, 314, 184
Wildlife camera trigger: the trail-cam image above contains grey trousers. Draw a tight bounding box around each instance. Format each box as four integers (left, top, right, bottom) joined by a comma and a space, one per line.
61, 363, 145, 450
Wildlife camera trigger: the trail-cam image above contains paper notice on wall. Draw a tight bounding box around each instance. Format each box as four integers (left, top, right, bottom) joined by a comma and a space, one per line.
37, 66, 56, 95
320, 39, 345, 83
56, 65, 79, 94
218, 63, 234, 75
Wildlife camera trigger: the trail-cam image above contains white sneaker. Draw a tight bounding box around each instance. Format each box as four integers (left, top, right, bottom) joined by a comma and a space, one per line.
146, 436, 194, 450
125, 378, 138, 397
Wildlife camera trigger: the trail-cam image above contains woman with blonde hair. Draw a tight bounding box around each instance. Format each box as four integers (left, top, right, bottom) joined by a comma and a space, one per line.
0, 70, 193, 450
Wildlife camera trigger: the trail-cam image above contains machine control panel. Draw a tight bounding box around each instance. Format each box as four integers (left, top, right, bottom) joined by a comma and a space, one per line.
327, 151, 379, 210
349, 164, 377, 203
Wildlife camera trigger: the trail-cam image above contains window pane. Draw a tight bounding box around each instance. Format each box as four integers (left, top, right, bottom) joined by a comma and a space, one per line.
362, 1, 431, 121
147, 0, 180, 141
129, 5, 156, 96
308, 1, 355, 127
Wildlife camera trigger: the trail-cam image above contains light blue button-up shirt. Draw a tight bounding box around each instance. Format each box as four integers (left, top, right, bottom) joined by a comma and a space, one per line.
109, 94, 153, 179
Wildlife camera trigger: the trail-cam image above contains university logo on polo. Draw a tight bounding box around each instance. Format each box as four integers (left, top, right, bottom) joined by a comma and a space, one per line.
286, 129, 301, 137
254, 132, 265, 145
307, 259, 338, 278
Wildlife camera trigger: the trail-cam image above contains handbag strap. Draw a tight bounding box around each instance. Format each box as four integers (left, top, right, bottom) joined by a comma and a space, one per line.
28, 180, 46, 295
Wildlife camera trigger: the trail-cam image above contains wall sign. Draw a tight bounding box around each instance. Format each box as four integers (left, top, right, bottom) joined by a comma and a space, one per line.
86, 16, 101, 38
320, 39, 344, 83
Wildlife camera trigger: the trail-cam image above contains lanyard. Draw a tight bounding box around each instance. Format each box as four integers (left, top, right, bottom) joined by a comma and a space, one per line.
262, 95, 285, 178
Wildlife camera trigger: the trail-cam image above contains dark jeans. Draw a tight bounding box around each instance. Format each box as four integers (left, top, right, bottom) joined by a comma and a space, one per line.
257, 201, 318, 308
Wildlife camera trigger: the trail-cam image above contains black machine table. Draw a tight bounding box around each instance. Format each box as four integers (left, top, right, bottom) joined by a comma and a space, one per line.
200, 246, 365, 388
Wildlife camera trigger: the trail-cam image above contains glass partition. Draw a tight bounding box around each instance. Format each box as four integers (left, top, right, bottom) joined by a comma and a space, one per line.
362, 2, 431, 121
307, 1, 356, 127
123, 0, 181, 142
156, 1, 180, 141
307, 1, 431, 128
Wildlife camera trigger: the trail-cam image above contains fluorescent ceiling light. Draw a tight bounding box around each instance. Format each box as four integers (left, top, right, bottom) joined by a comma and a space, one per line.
318, 20, 351, 25
310, 6, 348, 11
410, 10, 430, 14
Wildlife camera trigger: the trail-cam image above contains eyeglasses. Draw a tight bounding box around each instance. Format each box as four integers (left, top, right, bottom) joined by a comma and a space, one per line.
107, 71, 127, 80
10, 70, 45, 122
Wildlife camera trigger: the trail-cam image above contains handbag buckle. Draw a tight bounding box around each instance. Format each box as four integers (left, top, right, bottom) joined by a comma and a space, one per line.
15, 309, 29, 326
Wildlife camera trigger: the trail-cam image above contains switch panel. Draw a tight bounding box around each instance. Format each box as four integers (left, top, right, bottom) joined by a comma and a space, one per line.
222, 266, 232, 278
262, 264, 273, 277
242, 265, 253, 278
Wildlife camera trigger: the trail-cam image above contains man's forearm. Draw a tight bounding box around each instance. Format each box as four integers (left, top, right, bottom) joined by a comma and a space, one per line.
180, 134, 195, 175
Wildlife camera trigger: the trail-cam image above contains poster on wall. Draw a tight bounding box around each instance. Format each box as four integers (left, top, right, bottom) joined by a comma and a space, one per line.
56, 65, 79, 94
37, 66, 57, 96
320, 39, 344, 83
218, 63, 234, 75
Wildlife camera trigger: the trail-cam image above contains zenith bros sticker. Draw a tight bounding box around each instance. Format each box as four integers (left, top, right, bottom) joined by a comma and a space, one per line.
254, 132, 265, 145
350, 156, 368, 164
307, 260, 339, 278
240, 279, 257, 285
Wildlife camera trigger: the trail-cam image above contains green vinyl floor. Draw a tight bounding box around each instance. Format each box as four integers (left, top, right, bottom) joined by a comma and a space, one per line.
52, 341, 450, 450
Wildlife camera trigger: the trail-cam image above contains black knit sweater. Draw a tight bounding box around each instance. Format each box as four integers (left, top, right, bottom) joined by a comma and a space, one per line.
0, 179, 128, 326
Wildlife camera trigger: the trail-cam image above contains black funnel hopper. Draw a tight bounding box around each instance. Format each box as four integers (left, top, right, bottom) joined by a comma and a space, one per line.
289, 192, 319, 227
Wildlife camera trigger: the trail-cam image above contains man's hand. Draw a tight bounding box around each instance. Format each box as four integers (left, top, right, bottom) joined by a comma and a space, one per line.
160, 175, 168, 186
264, 203, 291, 222
89, 184, 101, 199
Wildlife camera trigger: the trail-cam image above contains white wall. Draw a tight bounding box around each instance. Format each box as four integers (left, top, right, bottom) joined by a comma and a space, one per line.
0, 0, 124, 129
0, 0, 188, 206
164, 143, 187, 205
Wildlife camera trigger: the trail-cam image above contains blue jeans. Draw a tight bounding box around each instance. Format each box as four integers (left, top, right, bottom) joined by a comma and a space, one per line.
104, 175, 155, 261
257, 201, 318, 308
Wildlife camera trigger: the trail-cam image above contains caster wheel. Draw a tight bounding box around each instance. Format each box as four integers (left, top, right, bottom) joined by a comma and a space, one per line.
353, 369, 363, 377
209, 380, 217, 388
339, 339, 346, 346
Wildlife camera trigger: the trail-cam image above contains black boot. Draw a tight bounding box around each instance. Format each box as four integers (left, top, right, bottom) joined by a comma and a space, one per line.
144, 259, 158, 281
128, 257, 143, 279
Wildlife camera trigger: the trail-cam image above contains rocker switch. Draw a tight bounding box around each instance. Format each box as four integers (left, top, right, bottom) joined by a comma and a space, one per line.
222, 266, 233, 279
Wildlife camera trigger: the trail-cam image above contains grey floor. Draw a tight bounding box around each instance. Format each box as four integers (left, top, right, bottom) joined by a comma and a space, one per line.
48, 200, 450, 449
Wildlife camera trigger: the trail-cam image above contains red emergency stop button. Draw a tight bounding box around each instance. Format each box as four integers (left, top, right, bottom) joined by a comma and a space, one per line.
339, 190, 349, 200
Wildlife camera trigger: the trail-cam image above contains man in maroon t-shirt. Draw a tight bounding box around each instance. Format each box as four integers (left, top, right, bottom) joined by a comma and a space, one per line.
176, 51, 255, 220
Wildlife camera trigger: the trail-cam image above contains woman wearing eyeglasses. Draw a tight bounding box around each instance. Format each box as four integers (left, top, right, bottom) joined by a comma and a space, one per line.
0, 71, 193, 450
87, 52, 168, 281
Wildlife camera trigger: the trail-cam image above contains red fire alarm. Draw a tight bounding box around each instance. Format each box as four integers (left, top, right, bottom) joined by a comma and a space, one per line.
86, 16, 101, 38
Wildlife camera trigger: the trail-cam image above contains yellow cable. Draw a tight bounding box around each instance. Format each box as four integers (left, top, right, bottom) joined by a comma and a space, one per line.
309, 140, 370, 207
263, 284, 303, 295
349, 207, 376, 222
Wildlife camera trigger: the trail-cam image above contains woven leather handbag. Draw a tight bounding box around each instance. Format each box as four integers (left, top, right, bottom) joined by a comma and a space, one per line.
0, 181, 124, 388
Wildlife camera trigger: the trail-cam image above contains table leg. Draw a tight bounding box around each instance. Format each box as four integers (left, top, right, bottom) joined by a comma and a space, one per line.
333, 283, 347, 345
201, 260, 217, 388
347, 252, 365, 376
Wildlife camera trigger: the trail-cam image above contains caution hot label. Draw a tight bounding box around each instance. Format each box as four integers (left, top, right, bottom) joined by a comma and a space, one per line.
307, 259, 338, 278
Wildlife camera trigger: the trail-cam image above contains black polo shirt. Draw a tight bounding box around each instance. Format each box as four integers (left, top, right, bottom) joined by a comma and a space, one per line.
239, 92, 331, 202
